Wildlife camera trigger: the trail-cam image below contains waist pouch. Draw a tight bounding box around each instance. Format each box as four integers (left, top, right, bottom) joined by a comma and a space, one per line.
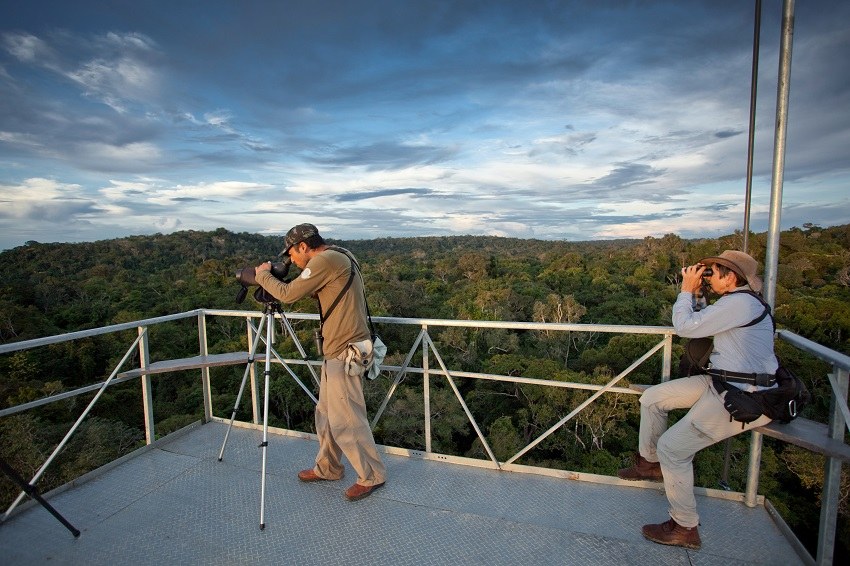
343, 339, 374, 378
342, 335, 387, 380
712, 365, 811, 427
713, 380, 767, 426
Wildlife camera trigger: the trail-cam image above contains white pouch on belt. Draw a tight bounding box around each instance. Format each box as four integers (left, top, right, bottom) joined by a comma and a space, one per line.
368, 335, 387, 380
344, 339, 373, 378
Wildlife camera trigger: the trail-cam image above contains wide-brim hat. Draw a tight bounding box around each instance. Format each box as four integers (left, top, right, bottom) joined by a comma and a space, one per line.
280, 223, 320, 256
699, 250, 763, 293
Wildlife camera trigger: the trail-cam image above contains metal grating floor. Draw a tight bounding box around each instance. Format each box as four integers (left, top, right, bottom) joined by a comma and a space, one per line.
0, 422, 804, 565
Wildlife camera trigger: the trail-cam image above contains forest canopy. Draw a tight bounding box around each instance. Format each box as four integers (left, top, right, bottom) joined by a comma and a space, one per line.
1, 223, 849, 556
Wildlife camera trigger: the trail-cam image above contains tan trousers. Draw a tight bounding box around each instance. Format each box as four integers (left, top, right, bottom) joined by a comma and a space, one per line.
312, 358, 386, 486
638, 375, 771, 527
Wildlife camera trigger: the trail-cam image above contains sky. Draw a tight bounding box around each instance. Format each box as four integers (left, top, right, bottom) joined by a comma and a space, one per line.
1, 0, 849, 251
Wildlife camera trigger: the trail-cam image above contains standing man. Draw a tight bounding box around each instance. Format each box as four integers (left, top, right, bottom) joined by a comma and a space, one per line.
254, 223, 386, 501
618, 250, 777, 549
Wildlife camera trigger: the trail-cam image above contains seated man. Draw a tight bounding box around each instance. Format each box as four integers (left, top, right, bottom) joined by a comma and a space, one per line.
618, 250, 776, 550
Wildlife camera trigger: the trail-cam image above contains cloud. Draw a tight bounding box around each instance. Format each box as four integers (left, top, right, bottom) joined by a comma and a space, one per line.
0, 178, 101, 221
308, 141, 458, 170
3, 32, 57, 66
3, 30, 162, 113
75, 141, 162, 171
0, 1, 849, 252
98, 179, 277, 210
334, 187, 434, 202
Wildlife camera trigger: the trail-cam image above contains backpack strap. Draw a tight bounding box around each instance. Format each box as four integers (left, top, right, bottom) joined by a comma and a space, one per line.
318, 266, 355, 327
684, 289, 775, 380
729, 289, 775, 331
320, 247, 377, 338
707, 290, 776, 386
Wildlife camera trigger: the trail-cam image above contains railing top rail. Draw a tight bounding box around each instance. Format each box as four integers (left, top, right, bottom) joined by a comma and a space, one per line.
201, 309, 675, 335
1, 308, 674, 358
777, 329, 850, 372
9, 310, 847, 368
0, 310, 202, 355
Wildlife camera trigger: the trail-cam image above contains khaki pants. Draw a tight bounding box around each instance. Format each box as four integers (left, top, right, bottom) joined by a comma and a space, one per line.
312, 358, 386, 486
638, 375, 771, 527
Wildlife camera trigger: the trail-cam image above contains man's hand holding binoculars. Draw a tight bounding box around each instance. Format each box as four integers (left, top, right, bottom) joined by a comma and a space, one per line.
681, 263, 710, 294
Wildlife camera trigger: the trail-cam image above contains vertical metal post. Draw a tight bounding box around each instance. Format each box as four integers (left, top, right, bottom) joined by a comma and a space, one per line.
762, 0, 795, 308
743, 431, 764, 507
816, 367, 848, 565
661, 333, 672, 382
742, 0, 762, 253
423, 325, 432, 453
138, 326, 155, 444
746, 0, 795, 507
198, 311, 212, 423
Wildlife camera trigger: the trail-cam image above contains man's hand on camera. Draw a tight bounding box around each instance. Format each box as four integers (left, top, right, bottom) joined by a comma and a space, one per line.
681, 264, 707, 294
255, 261, 272, 273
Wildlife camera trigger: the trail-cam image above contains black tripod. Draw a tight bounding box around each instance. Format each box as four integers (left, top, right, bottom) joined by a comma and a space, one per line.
0, 457, 80, 537
218, 298, 319, 530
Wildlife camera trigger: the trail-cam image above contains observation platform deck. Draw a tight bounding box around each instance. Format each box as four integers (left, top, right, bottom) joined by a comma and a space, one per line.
0, 421, 803, 565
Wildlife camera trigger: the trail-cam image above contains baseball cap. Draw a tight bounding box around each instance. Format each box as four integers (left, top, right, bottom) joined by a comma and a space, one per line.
280, 223, 320, 256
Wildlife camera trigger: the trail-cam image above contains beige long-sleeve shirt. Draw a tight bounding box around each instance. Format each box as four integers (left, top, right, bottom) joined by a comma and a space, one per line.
255, 248, 370, 359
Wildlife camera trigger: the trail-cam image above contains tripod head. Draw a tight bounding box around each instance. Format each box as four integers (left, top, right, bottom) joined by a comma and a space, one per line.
252, 287, 283, 309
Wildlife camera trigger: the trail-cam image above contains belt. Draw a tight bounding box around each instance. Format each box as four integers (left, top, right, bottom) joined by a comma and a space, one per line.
707, 368, 776, 387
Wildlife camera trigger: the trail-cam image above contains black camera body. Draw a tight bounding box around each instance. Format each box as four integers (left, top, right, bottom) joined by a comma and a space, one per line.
235, 258, 292, 304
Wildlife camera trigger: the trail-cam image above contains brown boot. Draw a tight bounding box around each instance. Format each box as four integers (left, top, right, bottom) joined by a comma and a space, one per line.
298, 469, 342, 482
344, 481, 385, 501
642, 518, 701, 550
618, 452, 663, 481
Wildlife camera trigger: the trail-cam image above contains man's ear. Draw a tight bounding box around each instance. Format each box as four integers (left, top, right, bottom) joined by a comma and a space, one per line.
721, 269, 740, 287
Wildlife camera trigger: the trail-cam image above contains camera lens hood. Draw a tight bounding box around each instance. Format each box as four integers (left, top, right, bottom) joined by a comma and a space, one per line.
235, 266, 258, 287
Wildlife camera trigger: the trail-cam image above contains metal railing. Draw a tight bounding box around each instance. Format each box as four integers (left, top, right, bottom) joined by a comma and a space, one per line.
1, 308, 847, 564
774, 329, 850, 566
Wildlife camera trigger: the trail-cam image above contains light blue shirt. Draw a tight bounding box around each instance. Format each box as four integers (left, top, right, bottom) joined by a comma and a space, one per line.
673, 288, 778, 389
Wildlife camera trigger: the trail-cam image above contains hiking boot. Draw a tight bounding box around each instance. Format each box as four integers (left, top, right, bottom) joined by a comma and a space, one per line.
642, 518, 701, 550
344, 481, 385, 501
298, 469, 340, 482
618, 453, 663, 482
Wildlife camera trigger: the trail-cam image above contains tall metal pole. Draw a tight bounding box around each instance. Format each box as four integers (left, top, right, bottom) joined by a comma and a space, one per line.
724, 0, 765, 490
742, 0, 762, 254
762, 0, 795, 309
745, 0, 795, 509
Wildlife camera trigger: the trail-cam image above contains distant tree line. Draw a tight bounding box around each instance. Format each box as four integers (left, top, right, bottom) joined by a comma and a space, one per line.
1, 223, 848, 557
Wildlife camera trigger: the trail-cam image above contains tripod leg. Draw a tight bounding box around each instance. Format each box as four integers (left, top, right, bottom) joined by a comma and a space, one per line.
219, 315, 267, 461
277, 312, 321, 388
259, 309, 273, 530
0, 458, 80, 537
